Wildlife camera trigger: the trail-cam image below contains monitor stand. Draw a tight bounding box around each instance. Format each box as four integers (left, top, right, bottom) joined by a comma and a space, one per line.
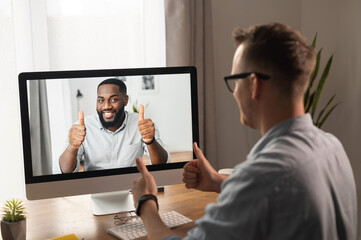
91, 190, 135, 215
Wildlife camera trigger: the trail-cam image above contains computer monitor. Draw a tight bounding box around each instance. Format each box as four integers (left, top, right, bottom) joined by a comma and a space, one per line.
19, 66, 198, 215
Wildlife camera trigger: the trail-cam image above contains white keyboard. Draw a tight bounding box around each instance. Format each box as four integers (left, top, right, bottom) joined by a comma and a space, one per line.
107, 210, 193, 240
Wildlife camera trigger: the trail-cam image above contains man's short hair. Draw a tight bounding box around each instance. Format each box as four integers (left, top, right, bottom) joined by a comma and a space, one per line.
232, 22, 316, 97
97, 78, 127, 96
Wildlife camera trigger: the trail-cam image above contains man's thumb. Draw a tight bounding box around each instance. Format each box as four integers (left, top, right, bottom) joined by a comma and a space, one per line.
138, 104, 144, 121
193, 142, 206, 160
136, 157, 149, 175
79, 110, 84, 126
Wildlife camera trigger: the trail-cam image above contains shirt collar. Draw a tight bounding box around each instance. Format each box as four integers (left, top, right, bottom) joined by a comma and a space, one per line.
247, 113, 313, 158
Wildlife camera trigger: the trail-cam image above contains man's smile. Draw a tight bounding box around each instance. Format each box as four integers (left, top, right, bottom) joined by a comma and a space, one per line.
102, 111, 115, 120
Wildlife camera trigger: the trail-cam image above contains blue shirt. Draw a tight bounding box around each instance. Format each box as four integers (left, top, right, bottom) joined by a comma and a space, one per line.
166, 114, 357, 240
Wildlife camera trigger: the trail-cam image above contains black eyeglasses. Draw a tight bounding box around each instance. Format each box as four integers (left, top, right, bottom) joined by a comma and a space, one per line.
114, 211, 138, 225
224, 72, 270, 93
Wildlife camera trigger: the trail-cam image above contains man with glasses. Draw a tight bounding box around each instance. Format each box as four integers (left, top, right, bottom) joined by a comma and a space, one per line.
131, 23, 357, 239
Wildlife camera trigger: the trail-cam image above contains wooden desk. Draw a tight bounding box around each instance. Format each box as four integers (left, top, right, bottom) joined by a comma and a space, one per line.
23, 184, 218, 240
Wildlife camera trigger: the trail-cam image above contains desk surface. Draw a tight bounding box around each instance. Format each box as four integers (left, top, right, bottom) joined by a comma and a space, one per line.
23, 184, 218, 240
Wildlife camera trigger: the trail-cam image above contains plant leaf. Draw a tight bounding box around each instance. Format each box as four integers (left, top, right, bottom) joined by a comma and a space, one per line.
132, 105, 138, 113
2, 199, 26, 222
315, 94, 336, 124
305, 49, 322, 109
304, 33, 318, 107
305, 92, 315, 113
312, 33, 318, 49
311, 54, 333, 118
309, 49, 322, 92
304, 90, 309, 108
317, 102, 341, 128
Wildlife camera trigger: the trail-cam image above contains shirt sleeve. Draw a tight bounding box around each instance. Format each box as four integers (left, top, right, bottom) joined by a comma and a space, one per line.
145, 122, 171, 164
163, 236, 183, 240
184, 162, 271, 240
184, 155, 321, 240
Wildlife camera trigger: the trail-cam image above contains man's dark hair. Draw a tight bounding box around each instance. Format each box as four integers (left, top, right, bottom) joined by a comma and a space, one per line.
232, 22, 316, 97
97, 78, 127, 95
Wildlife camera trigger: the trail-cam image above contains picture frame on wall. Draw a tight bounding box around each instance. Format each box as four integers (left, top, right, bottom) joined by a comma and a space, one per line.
140, 75, 159, 94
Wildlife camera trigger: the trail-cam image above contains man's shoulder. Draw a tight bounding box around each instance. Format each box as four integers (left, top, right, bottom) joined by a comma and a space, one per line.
224, 150, 312, 204
231, 156, 289, 189
127, 111, 139, 120
125, 111, 140, 128
263, 124, 344, 160
84, 114, 101, 129
231, 125, 348, 192
262, 114, 343, 154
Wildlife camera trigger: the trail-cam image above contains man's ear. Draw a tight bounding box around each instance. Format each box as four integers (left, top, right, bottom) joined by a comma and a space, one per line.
124, 95, 129, 106
250, 74, 262, 99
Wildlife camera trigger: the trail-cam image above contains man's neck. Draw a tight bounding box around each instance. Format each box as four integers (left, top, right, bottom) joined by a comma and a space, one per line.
259, 100, 305, 136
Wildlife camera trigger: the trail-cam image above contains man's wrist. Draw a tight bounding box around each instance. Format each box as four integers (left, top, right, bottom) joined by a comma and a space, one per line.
136, 194, 158, 216
211, 172, 228, 193
139, 199, 158, 218
143, 137, 155, 145
68, 144, 79, 151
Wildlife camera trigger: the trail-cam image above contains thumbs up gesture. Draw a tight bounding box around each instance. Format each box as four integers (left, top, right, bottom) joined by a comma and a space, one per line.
69, 110, 86, 149
138, 105, 155, 144
132, 157, 157, 205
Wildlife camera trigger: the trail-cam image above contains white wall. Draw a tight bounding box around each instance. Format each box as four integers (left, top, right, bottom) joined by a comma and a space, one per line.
211, 0, 361, 237
66, 74, 193, 153
211, 0, 302, 168
126, 74, 193, 152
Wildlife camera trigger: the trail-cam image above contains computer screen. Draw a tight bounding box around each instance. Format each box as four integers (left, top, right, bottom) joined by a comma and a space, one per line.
19, 66, 198, 214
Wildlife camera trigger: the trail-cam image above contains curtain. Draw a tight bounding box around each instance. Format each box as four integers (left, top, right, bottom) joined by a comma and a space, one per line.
46, 0, 166, 70
47, 80, 73, 174
29, 81, 53, 176
164, 0, 218, 168
0, 0, 27, 202
0, 0, 167, 201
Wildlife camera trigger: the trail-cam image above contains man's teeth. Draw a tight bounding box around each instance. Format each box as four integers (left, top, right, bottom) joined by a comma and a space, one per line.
103, 112, 114, 118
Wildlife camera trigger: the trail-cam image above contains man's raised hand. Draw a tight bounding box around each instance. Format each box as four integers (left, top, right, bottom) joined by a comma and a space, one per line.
138, 104, 155, 144
69, 110, 86, 149
183, 142, 227, 193
132, 157, 158, 205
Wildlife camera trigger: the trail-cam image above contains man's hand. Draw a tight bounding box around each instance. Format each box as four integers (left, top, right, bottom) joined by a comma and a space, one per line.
69, 110, 86, 149
132, 157, 158, 206
183, 142, 228, 193
132, 158, 176, 239
138, 104, 155, 144
59, 110, 85, 173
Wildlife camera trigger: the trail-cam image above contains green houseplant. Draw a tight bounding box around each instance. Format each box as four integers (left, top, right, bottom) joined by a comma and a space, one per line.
129, 97, 149, 113
1, 199, 26, 240
304, 33, 341, 128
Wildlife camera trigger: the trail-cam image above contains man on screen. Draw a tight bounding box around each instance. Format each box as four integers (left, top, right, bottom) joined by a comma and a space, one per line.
131, 23, 357, 239
59, 78, 169, 173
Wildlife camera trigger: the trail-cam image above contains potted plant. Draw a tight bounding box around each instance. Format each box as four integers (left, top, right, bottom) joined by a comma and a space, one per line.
304, 33, 341, 128
1, 199, 26, 240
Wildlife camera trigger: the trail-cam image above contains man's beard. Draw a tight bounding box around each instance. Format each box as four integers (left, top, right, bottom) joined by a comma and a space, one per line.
97, 106, 125, 129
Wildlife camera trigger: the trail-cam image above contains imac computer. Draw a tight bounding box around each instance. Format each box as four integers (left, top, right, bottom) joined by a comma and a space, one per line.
18, 66, 198, 215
